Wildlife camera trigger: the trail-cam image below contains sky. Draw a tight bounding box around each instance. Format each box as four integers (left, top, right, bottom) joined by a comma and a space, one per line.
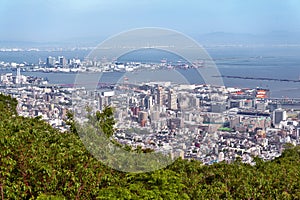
1, 0, 300, 43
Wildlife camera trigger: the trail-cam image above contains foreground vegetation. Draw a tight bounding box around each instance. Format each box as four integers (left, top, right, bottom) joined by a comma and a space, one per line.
0, 94, 300, 199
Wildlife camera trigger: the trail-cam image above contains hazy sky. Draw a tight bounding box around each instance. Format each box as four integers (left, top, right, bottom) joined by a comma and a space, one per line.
1, 0, 300, 42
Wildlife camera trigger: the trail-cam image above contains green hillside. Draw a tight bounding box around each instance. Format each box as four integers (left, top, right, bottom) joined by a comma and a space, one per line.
0, 94, 299, 199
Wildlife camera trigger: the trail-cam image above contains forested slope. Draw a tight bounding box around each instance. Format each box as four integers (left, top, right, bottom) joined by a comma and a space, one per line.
0, 94, 299, 199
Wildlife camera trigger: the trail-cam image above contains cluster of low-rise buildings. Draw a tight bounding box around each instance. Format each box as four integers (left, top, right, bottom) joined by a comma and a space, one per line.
1, 70, 300, 165
70, 78, 300, 165
1, 55, 204, 74
0, 72, 72, 132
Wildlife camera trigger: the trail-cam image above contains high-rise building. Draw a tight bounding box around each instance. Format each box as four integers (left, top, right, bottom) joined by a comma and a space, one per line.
138, 111, 148, 122
98, 91, 115, 111
167, 89, 177, 110
138, 111, 148, 127
59, 56, 67, 67
157, 86, 165, 106
15, 67, 21, 84
296, 126, 300, 141
46, 56, 56, 67
272, 108, 287, 128
144, 95, 153, 110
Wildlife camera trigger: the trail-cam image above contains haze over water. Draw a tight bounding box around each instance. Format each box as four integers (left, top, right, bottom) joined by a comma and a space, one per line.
0, 46, 299, 98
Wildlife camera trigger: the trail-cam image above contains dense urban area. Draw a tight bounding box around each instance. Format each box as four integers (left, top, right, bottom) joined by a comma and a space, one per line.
2, 0, 300, 198
1, 55, 300, 199
1, 55, 300, 167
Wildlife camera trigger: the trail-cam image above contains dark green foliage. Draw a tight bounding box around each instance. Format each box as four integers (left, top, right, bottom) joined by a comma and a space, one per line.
65, 111, 78, 136
0, 94, 17, 116
0, 94, 300, 199
85, 106, 116, 138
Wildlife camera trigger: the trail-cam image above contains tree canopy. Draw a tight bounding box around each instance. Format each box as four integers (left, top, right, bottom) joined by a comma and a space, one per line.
0, 93, 300, 199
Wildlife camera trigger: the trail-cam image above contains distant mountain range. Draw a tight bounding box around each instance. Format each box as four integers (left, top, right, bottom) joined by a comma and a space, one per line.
1, 31, 300, 49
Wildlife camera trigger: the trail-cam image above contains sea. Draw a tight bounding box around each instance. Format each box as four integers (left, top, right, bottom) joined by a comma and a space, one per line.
0, 46, 300, 98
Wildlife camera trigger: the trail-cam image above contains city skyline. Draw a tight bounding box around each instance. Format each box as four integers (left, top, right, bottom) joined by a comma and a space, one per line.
1, 0, 300, 43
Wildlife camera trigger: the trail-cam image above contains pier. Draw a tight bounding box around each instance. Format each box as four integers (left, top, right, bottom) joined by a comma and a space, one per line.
215, 75, 300, 83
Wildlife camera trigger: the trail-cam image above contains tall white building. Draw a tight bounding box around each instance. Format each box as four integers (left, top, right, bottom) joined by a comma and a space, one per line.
296, 127, 300, 141
98, 91, 115, 111
157, 86, 165, 106
15, 67, 21, 84
272, 108, 287, 128
167, 89, 177, 110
